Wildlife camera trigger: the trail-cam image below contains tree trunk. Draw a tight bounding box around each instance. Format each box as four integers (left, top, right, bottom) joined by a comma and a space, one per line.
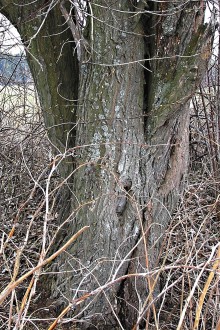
0, 0, 213, 328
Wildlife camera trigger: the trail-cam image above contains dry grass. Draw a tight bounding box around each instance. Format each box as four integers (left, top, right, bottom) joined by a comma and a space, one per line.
0, 74, 219, 329
157, 172, 220, 329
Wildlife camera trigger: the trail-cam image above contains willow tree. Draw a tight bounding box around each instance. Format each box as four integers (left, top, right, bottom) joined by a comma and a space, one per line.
0, 0, 214, 328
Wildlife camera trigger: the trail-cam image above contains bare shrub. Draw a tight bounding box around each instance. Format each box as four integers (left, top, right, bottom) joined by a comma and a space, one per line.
0, 4, 219, 330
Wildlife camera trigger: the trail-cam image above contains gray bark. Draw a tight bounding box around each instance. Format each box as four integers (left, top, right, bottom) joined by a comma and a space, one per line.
0, 0, 214, 328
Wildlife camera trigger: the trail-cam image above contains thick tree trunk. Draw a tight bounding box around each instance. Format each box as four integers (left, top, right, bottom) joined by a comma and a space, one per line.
0, 0, 213, 328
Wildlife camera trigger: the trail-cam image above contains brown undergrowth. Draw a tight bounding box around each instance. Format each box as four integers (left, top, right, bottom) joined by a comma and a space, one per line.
0, 75, 219, 329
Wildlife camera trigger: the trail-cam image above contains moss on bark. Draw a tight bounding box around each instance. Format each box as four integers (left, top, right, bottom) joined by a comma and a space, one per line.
0, 0, 214, 327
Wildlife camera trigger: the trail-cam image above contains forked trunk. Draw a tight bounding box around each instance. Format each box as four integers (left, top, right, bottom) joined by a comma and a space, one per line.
0, 0, 213, 328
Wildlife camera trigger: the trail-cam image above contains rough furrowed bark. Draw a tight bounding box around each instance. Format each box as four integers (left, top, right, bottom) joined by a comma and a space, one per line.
50, 1, 213, 328
0, 0, 79, 165
0, 0, 214, 328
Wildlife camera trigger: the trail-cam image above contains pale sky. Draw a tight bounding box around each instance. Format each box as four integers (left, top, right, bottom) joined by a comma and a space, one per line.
0, 14, 23, 55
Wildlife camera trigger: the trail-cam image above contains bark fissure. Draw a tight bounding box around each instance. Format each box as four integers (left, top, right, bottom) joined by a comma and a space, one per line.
0, 0, 214, 328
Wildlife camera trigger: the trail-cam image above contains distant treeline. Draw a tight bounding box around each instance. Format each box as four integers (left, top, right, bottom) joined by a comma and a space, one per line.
0, 53, 32, 85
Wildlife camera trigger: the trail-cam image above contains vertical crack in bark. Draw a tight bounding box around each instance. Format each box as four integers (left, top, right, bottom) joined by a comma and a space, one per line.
114, 4, 157, 319
141, 1, 157, 142
116, 264, 130, 328
116, 205, 148, 328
